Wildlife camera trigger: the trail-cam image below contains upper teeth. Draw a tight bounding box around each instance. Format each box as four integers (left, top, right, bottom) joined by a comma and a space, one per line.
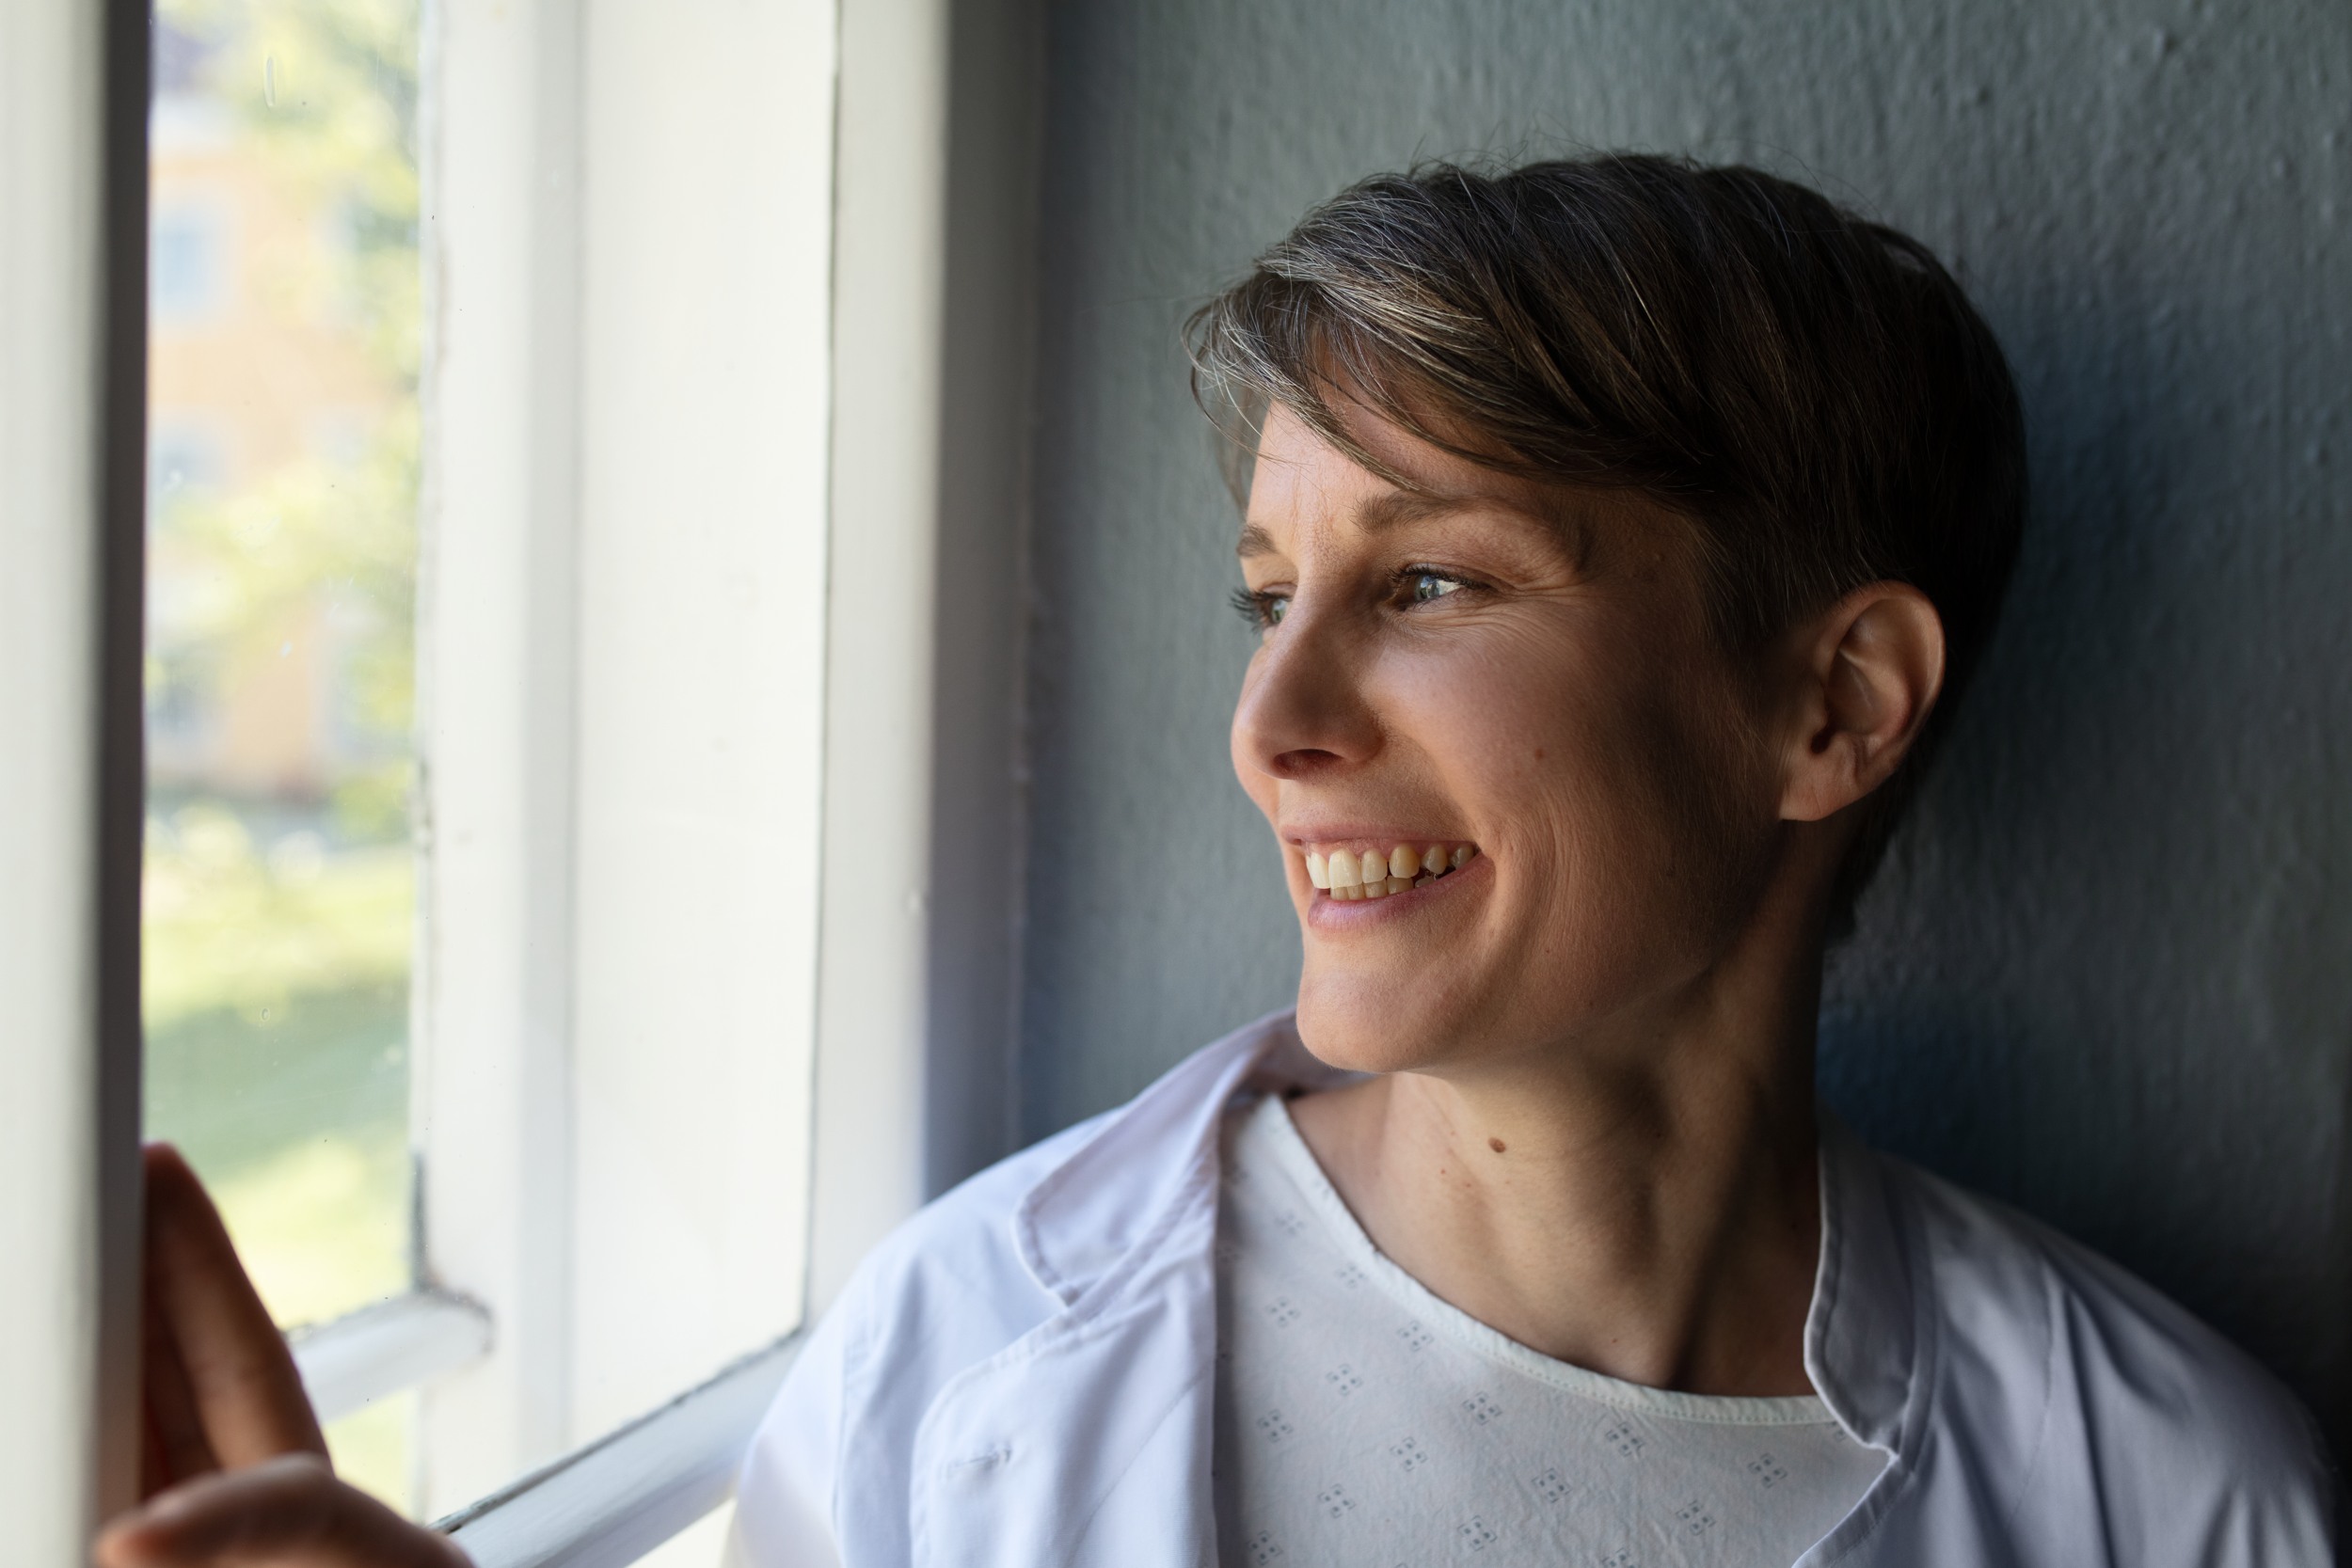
1302, 842, 1476, 899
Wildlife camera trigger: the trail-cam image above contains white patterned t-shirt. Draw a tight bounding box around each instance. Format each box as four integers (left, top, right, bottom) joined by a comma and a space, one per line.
1211, 1092, 1887, 1568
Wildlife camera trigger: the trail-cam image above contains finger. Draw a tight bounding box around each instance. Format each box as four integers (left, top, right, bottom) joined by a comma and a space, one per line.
94, 1455, 470, 1568
144, 1144, 329, 1467
142, 1283, 220, 1497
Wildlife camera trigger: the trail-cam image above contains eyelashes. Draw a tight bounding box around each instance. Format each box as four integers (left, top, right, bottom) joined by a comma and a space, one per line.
1231, 586, 1288, 631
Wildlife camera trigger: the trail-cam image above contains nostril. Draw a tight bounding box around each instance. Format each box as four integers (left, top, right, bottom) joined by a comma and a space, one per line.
1270, 748, 1344, 778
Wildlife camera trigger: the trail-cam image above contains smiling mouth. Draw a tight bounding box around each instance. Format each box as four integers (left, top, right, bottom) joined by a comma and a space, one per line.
1301, 841, 1480, 900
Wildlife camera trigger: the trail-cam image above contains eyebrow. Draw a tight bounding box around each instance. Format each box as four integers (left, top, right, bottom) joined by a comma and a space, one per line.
1355, 491, 1468, 533
1233, 490, 1488, 560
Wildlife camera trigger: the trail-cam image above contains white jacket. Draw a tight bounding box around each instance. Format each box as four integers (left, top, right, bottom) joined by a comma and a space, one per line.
734, 1011, 2337, 1566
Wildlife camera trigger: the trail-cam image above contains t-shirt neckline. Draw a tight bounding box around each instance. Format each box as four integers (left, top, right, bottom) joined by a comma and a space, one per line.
1238, 1091, 1843, 1429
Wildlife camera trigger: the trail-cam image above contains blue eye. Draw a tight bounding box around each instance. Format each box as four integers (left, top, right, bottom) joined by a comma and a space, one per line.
1408, 571, 1466, 603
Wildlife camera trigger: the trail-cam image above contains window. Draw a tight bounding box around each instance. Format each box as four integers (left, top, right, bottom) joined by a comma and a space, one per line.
6, 0, 992, 1557
138, 0, 853, 1533
405, 0, 846, 1532
151, 199, 228, 323
142, 0, 429, 1511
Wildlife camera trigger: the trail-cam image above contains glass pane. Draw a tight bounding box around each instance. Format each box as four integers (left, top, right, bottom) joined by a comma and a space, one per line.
144, 0, 422, 1515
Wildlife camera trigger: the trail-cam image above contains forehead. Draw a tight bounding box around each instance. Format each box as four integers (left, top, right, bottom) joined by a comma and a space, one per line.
1237, 401, 1587, 561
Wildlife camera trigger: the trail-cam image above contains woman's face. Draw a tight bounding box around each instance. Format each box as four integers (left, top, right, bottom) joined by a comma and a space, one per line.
1231, 404, 1786, 1077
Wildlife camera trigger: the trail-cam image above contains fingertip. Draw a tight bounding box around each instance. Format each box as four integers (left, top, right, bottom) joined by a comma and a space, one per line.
142, 1147, 223, 1248
142, 1144, 211, 1212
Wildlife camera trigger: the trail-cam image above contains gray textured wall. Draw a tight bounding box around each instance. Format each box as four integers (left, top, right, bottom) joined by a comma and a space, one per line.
1014, 0, 2352, 1444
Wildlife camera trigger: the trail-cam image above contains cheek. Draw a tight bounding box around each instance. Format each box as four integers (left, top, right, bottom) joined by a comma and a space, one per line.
1278, 618, 1776, 1067
1405, 642, 1768, 1017
1389, 637, 1602, 845
1510, 667, 1775, 967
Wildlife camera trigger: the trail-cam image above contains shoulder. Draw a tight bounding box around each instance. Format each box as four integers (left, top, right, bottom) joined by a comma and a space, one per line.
807, 1105, 1125, 1414
1880, 1152, 2336, 1558
736, 1014, 1305, 1565
732, 1112, 1119, 1568
847, 1109, 1119, 1341
1891, 1154, 2315, 1462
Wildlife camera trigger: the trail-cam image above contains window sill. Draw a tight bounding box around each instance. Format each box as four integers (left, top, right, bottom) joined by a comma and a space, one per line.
290, 1290, 496, 1426
437, 1334, 802, 1568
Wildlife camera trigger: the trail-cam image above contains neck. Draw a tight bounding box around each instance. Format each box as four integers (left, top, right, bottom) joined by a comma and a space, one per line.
1289, 880, 1830, 1398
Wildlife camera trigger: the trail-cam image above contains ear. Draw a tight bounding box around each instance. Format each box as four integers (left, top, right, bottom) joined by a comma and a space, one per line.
1779, 583, 1946, 824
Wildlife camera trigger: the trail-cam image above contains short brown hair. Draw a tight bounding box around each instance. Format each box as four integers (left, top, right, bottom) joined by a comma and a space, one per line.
1185, 153, 2026, 928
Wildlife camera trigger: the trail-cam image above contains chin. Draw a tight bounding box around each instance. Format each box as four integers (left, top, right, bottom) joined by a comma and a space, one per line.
1292, 983, 1452, 1076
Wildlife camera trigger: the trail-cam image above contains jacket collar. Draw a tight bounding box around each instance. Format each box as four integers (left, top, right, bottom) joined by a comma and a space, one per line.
934, 1013, 1339, 1568
1011, 1008, 1344, 1307
1806, 1113, 1929, 1455
1010, 1008, 1926, 1453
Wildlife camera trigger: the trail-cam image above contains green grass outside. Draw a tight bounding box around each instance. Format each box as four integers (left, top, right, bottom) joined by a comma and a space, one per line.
144, 812, 421, 1513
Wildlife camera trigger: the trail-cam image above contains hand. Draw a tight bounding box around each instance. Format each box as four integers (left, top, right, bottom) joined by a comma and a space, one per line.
95, 1453, 469, 1568
91, 1145, 469, 1567
131, 1143, 326, 1492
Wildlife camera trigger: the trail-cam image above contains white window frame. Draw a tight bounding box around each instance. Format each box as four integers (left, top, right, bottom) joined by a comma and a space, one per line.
406, 0, 960, 1536
409, 0, 850, 1519
1, 0, 150, 1550
4, 0, 1038, 1559
440, 1338, 803, 1568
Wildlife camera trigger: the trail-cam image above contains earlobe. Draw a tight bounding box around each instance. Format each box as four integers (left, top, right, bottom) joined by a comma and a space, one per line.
1781, 584, 1945, 823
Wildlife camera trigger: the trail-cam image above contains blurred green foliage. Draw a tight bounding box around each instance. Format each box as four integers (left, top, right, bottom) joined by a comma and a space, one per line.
143, 804, 413, 1029
149, 419, 420, 844
151, 0, 421, 841
172, 0, 421, 379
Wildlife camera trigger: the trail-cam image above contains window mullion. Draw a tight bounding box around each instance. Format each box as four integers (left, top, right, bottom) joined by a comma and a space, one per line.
412, 0, 589, 1515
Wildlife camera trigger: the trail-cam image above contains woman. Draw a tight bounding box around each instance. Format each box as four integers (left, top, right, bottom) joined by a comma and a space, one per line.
102, 155, 2335, 1568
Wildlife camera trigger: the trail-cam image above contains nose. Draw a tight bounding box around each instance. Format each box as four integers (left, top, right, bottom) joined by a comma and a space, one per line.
1230, 607, 1382, 784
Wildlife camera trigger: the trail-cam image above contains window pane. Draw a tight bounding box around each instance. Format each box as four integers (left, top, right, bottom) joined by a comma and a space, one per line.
144, 0, 422, 1515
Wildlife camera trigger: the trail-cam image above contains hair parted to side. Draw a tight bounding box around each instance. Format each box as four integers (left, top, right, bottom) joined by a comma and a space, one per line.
1184, 153, 2026, 931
